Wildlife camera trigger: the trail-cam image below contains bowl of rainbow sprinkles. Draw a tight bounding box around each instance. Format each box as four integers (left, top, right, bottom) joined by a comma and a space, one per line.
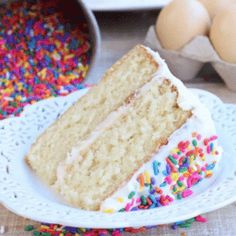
0, 0, 100, 120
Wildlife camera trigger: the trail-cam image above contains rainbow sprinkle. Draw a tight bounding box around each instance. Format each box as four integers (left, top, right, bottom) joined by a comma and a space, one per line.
24, 215, 207, 235
112, 132, 220, 212
0, 0, 91, 120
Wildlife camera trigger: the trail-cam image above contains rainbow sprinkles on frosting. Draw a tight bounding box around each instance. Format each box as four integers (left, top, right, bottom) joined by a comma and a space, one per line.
101, 132, 220, 213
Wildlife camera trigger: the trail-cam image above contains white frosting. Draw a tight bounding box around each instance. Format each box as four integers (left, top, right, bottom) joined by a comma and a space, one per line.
100, 117, 221, 212
144, 46, 215, 131
100, 47, 221, 212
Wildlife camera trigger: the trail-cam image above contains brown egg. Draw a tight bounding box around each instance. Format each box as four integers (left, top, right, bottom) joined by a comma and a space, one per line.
156, 0, 211, 50
199, 0, 236, 19
210, 9, 236, 63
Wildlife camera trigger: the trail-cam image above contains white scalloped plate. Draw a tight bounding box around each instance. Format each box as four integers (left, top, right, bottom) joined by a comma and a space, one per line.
82, 0, 172, 11
0, 88, 236, 229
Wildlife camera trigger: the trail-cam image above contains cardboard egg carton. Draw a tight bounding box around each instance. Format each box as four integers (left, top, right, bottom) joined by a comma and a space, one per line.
144, 26, 236, 92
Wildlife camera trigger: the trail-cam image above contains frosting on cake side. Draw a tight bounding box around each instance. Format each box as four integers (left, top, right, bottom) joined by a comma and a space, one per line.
100, 117, 221, 212
100, 48, 222, 213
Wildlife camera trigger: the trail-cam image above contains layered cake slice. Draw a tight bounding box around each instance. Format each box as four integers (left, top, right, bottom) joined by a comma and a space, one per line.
26, 45, 221, 212
53, 47, 221, 211
26, 45, 159, 185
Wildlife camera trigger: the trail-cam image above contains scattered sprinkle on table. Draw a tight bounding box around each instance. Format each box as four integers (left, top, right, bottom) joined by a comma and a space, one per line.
24, 215, 207, 235
0, 0, 91, 120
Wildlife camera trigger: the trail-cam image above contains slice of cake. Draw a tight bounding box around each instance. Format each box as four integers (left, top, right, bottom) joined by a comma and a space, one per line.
26, 45, 221, 212
53, 47, 221, 211
26, 45, 159, 185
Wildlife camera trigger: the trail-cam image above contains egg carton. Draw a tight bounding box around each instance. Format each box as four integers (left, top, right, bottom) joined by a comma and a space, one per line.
144, 26, 236, 92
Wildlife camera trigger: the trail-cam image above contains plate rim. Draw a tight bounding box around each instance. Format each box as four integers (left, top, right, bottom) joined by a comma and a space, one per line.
81, 0, 172, 11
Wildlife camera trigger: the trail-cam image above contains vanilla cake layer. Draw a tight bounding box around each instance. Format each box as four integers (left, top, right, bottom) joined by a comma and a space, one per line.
55, 79, 191, 210
26, 45, 159, 185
